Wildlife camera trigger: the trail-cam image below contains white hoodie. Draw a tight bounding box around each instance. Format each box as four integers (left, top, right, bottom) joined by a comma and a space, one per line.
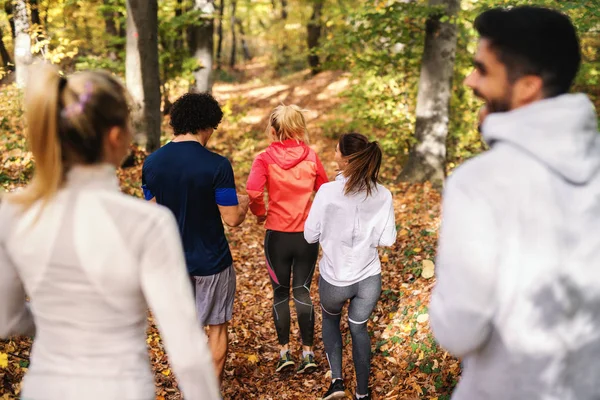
304, 176, 397, 286
430, 94, 600, 400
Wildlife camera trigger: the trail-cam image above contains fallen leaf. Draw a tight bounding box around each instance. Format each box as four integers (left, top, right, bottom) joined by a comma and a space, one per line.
416, 313, 429, 324
247, 354, 259, 364
421, 259, 435, 279
381, 253, 389, 263
0, 353, 7, 368
161, 369, 171, 376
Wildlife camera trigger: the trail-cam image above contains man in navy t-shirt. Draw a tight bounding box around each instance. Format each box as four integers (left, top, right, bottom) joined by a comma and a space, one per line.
142, 93, 249, 384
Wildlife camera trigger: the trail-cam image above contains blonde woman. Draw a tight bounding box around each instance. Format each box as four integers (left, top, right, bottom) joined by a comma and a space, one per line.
0, 64, 219, 400
246, 105, 328, 373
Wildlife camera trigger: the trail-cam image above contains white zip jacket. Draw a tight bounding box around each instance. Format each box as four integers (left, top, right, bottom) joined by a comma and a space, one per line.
304, 176, 397, 286
0, 165, 220, 400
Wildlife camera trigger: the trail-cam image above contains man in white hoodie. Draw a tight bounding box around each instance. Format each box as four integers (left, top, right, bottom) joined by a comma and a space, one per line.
430, 6, 600, 400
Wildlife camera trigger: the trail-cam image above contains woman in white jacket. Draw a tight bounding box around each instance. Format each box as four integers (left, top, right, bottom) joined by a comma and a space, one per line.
0, 64, 220, 400
304, 133, 397, 400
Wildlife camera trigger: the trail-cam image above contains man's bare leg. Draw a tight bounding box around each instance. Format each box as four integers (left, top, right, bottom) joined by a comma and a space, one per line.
207, 322, 228, 383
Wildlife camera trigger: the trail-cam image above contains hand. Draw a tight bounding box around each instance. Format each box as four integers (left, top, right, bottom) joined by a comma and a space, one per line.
256, 214, 267, 224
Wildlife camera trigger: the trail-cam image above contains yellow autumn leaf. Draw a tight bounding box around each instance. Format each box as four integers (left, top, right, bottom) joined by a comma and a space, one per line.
247, 354, 259, 364
0, 353, 8, 368
416, 313, 429, 324
421, 260, 435, 279
413, 247, 422, 253
418, 351, 424, 360
381, 253, 389, 263
161, 369, 171, 376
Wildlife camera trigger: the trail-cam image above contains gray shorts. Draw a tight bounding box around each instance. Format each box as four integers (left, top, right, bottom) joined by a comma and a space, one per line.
191, 265, 236, 326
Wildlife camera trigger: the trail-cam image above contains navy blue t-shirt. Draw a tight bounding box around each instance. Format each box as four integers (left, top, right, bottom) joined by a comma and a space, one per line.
142, 141, 238, 276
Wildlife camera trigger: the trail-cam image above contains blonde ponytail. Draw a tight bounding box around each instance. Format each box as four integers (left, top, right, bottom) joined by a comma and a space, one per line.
8, 64, 131, 212
10, 63, 64, 210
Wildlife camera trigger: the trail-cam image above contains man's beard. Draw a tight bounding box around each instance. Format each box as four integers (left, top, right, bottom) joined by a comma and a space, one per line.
473, 87, 512, 114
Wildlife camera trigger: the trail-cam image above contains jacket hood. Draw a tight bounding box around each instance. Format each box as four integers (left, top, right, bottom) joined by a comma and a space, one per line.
265, 139, 310, 170
482, 93, 600, 184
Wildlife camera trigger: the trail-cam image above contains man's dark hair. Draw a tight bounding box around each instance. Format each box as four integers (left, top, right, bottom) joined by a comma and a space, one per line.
169, 92, 224, 135
474, 6, 581, 97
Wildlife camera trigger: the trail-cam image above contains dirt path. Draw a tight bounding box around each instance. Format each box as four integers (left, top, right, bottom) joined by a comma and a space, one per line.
208, 68, 458, 400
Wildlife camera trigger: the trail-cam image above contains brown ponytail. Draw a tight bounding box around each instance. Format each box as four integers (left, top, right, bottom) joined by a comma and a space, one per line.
9, 63, 130, 211
339, 133, 382, 197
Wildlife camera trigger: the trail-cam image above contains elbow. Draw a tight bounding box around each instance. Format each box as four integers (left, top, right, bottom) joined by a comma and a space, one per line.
224, 216, 244, 227
379, 233, 397, 247
303, 230, 319, 244
379, 238, 396, 247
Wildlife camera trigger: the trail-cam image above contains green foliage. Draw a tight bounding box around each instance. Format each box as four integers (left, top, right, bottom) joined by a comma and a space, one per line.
158, 3, 207, 85
318, 0, 600, 168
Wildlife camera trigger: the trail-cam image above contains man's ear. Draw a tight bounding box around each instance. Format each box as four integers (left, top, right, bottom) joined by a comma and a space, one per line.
512, 75, 544, 108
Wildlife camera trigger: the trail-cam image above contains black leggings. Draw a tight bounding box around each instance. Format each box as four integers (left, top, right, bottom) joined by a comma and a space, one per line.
264, 230, 319, 346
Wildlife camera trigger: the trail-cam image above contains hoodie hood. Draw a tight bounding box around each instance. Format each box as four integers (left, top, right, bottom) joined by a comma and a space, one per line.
265, 139, 310, 170
482, 94, 600, 184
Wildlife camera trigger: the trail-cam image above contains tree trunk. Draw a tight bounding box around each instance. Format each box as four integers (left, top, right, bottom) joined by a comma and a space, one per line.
0, 27, 13, 70
103, 0, 119, 37
190, 0, 214, 93
216, 0, 224, 69
397, 0, 460, 190
278, 0, 289, 67
229, 0, 236, 68
236, 18, 251, 60
42, 0, 48, 31
14, 0, 31, 88
118, 2, 126, 42
102, 0, 119, 59
307, 0, 323, 75
29, 0, 48, 54
4, 1, 15, 38
280, 0, 287, 20
174, 0, 183, 50
126, 0, 161, 152
29, 0, 41, 25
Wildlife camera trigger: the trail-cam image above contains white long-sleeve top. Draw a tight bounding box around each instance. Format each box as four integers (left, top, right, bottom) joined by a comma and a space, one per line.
304, 177, 397, 286
0, 165, 220, 400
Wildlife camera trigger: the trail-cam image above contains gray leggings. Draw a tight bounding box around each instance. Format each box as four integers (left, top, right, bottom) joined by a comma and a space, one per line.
319, 274, 381, 395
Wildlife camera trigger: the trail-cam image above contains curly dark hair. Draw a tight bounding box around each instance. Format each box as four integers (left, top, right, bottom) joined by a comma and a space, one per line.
169, 92, 224, 135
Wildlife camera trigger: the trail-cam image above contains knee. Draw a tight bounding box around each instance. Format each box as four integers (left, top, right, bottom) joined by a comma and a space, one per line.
273, 285, 290, 302
348, 317, 368, 336
293, 286, 312, 304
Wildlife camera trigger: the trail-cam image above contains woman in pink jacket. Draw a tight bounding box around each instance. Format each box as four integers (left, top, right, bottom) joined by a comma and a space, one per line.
246, 104, 328, 374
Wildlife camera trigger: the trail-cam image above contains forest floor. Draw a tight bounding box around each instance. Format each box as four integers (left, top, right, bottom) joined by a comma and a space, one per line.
0, 62, 459, 400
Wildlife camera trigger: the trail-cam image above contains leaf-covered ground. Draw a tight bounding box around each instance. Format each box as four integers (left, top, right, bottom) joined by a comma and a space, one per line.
0, 65, 459, 399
